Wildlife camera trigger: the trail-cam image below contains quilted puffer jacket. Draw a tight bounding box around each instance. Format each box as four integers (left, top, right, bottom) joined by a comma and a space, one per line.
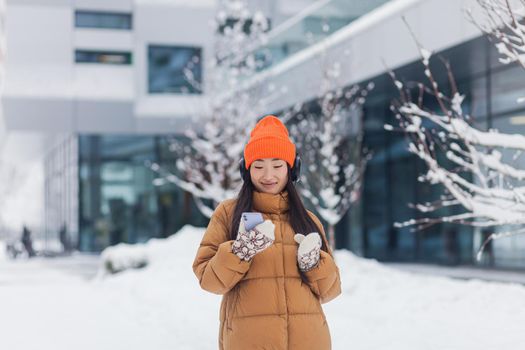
192, 190, 342, 350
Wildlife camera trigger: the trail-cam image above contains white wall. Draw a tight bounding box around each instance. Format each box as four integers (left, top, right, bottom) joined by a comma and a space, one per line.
4, 3, 73, 99
133, 1, 215, 119
2, 0, 216, 136
75, 0, 132, 12
3, 0, 76, 161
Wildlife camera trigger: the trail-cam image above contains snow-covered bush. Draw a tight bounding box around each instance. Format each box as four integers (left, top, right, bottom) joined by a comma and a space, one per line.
99, 243, 149, 275
97, 225, 205, 276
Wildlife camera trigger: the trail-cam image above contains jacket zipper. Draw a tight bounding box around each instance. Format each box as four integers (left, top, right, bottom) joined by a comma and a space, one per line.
279, 213, 290, 347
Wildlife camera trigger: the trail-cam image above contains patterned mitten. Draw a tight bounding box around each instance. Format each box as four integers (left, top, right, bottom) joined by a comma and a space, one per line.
294, 232, 322, 271
232, 219, 275, 261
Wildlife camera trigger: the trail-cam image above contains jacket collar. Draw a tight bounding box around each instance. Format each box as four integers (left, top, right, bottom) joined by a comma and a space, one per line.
252, 190, 289, 214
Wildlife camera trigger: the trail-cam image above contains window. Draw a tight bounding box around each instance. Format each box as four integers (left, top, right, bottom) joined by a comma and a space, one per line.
491, 64, 525, 116
148, 45, 202, 94
75, 10, 132, 30
75, 50, 132, 65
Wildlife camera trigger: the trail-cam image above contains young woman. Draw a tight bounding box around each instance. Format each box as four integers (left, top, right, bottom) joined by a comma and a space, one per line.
192, 115, 341, 350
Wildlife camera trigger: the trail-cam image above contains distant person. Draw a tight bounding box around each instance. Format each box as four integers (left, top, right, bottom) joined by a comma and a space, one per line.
21, 225, 35, 258
59, 223, 71, 254
5, 240, 20, 259
481, 228, 495, 266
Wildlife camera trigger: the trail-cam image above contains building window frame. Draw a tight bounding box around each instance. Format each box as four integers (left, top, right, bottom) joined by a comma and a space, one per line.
75, 10, 133, 30
75, 50, 132, 65
148, 44, 202, 94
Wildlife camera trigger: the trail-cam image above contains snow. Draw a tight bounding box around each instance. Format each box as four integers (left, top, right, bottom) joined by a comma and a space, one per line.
451, 92, 465, 115
449, 118, 525, 149
1, 225, 525, 350
0, 240, 6, 261
420, 48, 432, 65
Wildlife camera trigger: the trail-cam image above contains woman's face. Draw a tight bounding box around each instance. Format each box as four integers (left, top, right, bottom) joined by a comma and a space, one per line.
250, 158, 288, 194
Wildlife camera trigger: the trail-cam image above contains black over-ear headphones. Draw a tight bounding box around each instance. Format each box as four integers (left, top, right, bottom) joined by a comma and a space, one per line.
239, 155, 302, 183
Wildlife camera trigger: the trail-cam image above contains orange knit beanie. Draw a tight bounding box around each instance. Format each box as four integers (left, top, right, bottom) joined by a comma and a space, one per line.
244, 115, 296, 169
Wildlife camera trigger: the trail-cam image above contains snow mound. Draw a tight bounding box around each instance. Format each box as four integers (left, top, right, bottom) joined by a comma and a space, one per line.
97, 225, 204, 276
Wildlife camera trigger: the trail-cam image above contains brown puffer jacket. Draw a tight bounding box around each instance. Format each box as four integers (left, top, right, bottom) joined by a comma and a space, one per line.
192, 190, 342, 350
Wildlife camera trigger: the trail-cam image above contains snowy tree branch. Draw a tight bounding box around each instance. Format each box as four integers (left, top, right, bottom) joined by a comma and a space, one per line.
387, 34, 525, 258
287, 49, 373, 249
469, 0, 525, 69
148, 0, 277, 217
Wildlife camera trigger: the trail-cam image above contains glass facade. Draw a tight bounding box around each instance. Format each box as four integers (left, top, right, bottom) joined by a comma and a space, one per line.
78, 135, 207, 252
255, 0, 391, 71
327, 35, 525, 269
44, 136, 79, 249
75, 10, 132, 30
148, 45, 202, 94
484, 114, 525, 268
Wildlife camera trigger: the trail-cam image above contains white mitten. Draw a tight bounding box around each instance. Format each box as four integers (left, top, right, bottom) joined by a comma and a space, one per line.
294, 232, 322, 271
232, 219, 275, 261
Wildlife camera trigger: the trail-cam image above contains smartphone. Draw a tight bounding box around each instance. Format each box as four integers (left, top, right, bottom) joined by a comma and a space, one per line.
242, 212, 264, 231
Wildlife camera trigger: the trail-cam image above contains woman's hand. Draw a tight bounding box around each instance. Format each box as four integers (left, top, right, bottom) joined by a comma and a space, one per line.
294, 232, 322, 271
232, 219, 275, 261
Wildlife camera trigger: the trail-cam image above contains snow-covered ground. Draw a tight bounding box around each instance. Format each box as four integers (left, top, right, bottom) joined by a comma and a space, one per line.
0, 240, 6, 262
1, 225, 524, 350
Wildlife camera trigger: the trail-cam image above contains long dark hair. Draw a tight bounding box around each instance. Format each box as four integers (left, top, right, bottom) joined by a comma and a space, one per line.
229, 166, 329, 253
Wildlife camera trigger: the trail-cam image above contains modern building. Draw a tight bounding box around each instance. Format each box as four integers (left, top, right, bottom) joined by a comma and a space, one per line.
249, 0, 525, 269
2, 0, 317, 251
3, 0, 218, 250
3, 0, 524, 269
